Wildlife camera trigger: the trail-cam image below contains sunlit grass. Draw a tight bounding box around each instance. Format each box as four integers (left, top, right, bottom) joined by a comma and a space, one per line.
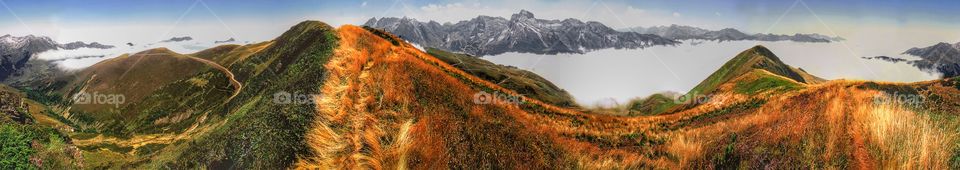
863, 101, 955, 168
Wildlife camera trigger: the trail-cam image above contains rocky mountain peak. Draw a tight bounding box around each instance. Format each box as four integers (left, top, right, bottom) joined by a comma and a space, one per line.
365, 12, 680, 56
364, 17, 379, 26
933, 42, 958, 50
1, 35, 13, 43
875, 41, 960, 78
512, 10, 536, 20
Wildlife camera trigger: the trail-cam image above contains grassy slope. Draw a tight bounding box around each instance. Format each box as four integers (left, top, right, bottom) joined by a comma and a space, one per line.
300, 25, 581, 169
153, 21, 339, 169
687, 45, 817, 96
1, 84, 72, 132
161, 28, 960, 169
43, 47, 236, 139
12, 21, 337, 169
424, 47, 578, 107
41, 21, 340, 169
679, 79, 960, 169
60, 48, 211, 122
634, 45, 823, 115
1, 86, 83, 169
296, 30, 960, 169
11, 20, 960, 169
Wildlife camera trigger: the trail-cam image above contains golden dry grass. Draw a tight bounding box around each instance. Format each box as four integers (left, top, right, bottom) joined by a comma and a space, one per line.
294, 24, 960, 169
861, 98, 955, 169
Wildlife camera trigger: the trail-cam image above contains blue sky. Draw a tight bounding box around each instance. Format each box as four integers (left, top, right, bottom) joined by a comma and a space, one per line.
1, 0, 958, 45
3, 0, 956, 23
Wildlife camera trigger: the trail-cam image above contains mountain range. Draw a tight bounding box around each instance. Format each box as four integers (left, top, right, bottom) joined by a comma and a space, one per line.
1, 20, 959, 169
160, 36, 193, 43
863, 41, 960, 77
363, 10, 680, 56
0, 35, 116, 86
214, 38, 236, 44
622, 24, 845, 42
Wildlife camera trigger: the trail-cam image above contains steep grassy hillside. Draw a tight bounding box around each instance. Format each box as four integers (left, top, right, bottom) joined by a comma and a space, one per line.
78, 21, 338, 169
6, 21, 337, 169
633, 45, 824, 115
65, 48, 210, 111
299, 25, 588, 169
688, 45, 823, 95
33, 46, 253, 142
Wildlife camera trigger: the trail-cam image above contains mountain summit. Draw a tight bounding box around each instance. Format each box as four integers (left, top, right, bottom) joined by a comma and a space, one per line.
364, 10, 679, 56
687, 45, 823, 95
903, 42, 960, 74
512, 9, 536, 19
634, 45, 825, 115
864, 41, 960, 78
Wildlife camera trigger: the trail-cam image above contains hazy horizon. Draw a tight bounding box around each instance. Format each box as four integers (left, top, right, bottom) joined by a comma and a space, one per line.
485, 39, 940, 106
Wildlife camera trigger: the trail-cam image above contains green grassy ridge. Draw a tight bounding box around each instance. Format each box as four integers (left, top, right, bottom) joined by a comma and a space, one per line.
639, 45, 810, 115
71, 21, 338, 169
72, 48, 211, 112
688, 45, 807, 96
733, 71, 802, 95
60, 21, 341, 169
43, 61, 231, 137
15, 48, 220, 137
426, 48, 578, 107
160, 21, 339, 169
7, 21, 340, 169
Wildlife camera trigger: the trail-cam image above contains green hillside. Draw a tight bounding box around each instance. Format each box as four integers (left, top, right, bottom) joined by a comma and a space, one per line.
687, 45, 817, 96
633, 45, 822, 115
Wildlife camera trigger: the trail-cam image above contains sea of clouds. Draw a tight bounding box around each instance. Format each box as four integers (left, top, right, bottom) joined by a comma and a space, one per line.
36, 40, 234, 70
483, 40, 941, 107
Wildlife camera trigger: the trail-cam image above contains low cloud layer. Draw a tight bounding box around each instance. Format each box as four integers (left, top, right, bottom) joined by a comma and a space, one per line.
36, 39, 235, 70
483, 39, 940, 106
